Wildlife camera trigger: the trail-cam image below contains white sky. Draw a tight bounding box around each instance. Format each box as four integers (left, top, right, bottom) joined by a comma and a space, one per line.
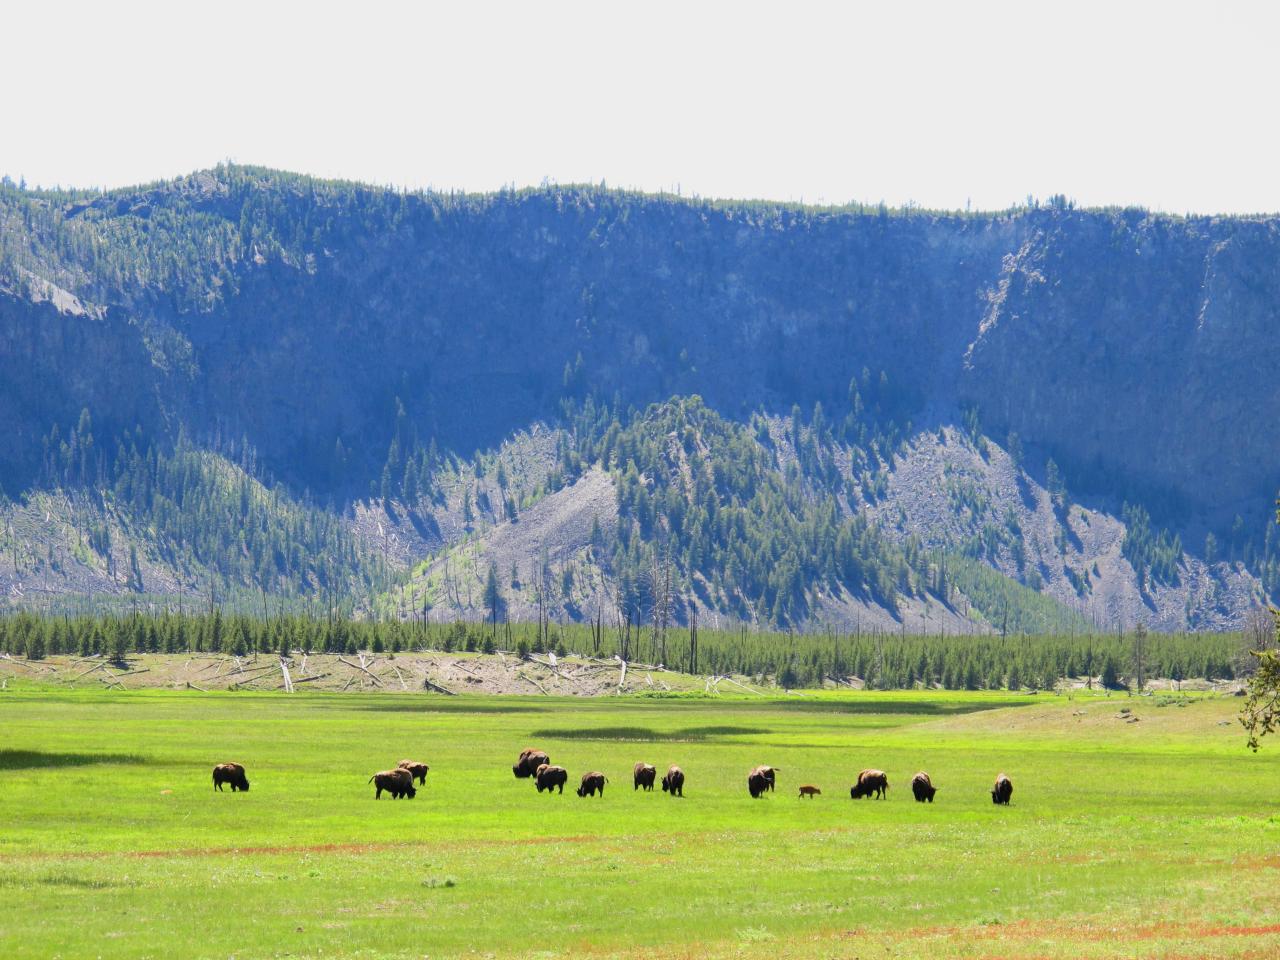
5, 1, 1280, 213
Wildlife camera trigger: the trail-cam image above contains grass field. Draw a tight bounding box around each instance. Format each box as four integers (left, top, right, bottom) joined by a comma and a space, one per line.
1, 686, 1277, 959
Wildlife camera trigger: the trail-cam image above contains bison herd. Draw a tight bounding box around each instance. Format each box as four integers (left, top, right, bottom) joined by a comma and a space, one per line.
213, 752, 1014, 807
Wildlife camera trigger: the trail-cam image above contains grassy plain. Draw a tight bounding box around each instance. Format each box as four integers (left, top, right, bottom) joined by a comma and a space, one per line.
0, 685, 1277, 959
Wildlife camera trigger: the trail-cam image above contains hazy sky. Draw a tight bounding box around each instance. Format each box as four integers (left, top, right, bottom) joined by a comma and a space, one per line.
6, 1, 1279, 212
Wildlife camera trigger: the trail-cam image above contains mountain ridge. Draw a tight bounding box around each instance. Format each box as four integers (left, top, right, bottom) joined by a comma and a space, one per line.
2, 165, 1276, 628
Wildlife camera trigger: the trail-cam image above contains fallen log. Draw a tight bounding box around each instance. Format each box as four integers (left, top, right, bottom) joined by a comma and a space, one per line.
71, 662, 108, 682
337, 656, 384, 686
518, 671, 550, 695
720, 676, 766, 697
421, 676, 455, 695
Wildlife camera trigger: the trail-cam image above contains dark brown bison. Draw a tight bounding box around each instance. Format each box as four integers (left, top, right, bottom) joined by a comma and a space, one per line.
910, 771, 937, 803
991, 773, 1013, 805
513, 748, 551, 779
747, 765, 778, 798
633, 762, 657, 791
661, 765, 684, 797
397, 760, 430, 785
369, 768, 416, 800
798, 785, 821, 798
577, 771, 608, 797
212, 762, 249, 792
850, 769, 888, 799
535, 763, 568, 794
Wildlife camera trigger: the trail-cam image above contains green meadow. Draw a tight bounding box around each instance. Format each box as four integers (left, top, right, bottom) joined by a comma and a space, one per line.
1, 687, 1277, 959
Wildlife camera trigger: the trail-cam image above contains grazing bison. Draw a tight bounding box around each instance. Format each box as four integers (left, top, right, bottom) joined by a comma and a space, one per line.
369, 768, 416, 800
397, 760, 430, 785
577, 771, 608, 797
850, 769, 888, 800
991, 773, 1013, 805
661, 765, 685, 797
633, 762, 657, 791
747, 765, 778, 798
798, 785, 821, 799
535, 763, 569, 794
513, 748, 551, 779
910, 771, 937, 803
212, 762, 249, 792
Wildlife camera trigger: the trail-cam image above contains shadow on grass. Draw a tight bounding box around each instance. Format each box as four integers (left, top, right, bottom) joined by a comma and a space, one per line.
770, 699, 1033, 716
529, 725, 770, 742
0, 750, 151, 771
333, 701, 544, 715
0, 872, 122, 889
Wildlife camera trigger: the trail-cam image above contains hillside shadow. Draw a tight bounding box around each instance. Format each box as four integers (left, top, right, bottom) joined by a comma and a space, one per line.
0, 749, 151, 770
529, 725, 769, 741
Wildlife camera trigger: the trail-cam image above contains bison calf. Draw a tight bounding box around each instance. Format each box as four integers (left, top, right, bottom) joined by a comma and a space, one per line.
397, 760, 430, 785
661, 765, 684, 797
910, 771, 937, 803
991, 773, 1013, 805
798, 785, 821, 799
633, 762, 657, 791
513, 748, 551, 779
212, 762, 249, 792
577, 771, 608, 797
369, 768, 416, 800
850, 768, 888, 800
535, 763, 568, 794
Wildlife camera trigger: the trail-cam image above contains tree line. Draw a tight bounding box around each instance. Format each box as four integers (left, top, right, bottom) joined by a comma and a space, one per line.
0, 610, 1244, 691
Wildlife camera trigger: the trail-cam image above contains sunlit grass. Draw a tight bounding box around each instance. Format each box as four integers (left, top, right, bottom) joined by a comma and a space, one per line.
0, 688, 1275, 958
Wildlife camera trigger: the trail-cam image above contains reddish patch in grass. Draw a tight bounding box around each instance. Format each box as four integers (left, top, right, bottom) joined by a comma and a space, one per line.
0, 833, 609, 863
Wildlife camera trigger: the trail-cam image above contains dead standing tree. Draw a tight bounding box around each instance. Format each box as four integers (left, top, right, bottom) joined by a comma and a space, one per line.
645, 540, 674, 666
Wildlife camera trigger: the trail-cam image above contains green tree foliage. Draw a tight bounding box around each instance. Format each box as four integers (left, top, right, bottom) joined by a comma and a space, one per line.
1121, 503, 1182, 588
0, 610, 1241, 692
566, 396, 917, 625
30, 421, 391, 603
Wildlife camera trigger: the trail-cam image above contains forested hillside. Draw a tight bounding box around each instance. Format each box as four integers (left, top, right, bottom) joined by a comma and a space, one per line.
1, 165, 1275, 629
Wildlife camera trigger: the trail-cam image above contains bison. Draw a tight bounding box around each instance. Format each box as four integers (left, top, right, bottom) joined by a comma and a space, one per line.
212, 762, 249, 792
397, 760, 430, 785
991, 773, 1013, 805
850, 769, 888, 800
535, 763, 568, 794
747, 765, 778, 798
513, 748, 551, 779
369, 768, 416, 800
633, 762, 657, 791
797, 785, 821, 799
661, 765, 685, 797
910, 771, 937, 803
577, 771, 608, 797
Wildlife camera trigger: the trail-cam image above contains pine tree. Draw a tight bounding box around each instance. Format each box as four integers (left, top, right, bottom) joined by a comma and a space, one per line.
483, 562, 503, 635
